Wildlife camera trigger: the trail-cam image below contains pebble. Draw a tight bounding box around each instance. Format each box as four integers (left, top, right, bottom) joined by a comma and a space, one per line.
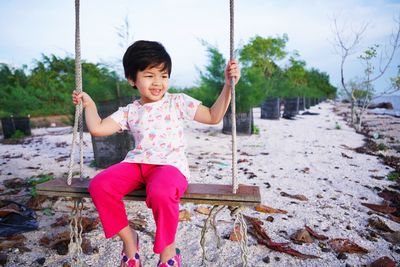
262, 256, 270, 263
35, 257, 46, 265
266, 216, 274, 222
337, 253, 348, 260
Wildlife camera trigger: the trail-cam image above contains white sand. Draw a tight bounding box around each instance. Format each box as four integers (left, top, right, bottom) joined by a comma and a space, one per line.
1, 101, 399, 266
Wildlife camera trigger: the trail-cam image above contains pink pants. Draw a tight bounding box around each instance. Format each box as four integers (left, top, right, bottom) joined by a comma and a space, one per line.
88, 162, 188, 253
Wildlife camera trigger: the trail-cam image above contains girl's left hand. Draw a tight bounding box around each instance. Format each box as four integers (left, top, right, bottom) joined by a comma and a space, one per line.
225, 60, 240, 86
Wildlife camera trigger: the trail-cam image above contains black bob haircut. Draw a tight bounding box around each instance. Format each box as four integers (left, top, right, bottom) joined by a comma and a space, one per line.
123, 40, 172, 82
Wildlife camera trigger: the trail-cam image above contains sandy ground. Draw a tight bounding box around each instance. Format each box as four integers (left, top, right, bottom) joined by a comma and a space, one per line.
1, 101, 399, 267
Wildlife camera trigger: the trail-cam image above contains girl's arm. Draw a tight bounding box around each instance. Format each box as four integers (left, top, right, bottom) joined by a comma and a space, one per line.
72, 91, 121, 136
194, 60, 240, 124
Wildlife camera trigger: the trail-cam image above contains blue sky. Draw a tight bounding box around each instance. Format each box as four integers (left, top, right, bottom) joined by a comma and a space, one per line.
0, 0, 399, 93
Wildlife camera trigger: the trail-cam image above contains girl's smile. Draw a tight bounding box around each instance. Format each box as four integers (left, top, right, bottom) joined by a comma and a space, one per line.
129, 65, 169, 105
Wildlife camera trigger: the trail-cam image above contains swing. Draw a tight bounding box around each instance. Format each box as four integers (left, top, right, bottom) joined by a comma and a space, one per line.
36, 0, 261, 265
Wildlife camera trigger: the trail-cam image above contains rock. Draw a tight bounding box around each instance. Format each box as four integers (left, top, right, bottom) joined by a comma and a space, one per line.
337, 252, 348, 260
368, 102, 394, 110
262, 256, 270, 263
266, 216, 274, 222
34, 257, 46, 265
81, 238, 96, 255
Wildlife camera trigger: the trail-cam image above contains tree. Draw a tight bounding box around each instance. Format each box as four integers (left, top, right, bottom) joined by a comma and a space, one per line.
240, 35, 288, 77
333, 15, 400, 131
197, 43, 226, 107
0, 55, 131, 117
282, 54, 307, 97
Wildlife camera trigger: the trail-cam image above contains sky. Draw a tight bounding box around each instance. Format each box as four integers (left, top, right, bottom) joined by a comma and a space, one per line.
0, 0, 399, 93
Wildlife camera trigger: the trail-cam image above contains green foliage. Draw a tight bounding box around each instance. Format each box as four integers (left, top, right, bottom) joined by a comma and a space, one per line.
0, 85, 41, 116
335, 122, 341, 130
28, 174, 55, 186
240, 35, 288, 77
377, 143, 388, 151
197, 44, 226, 107
235, 67, 269, 112
11, 130, 26, 139
0, 36, 337, 117
252, 125, 260, 135
28, 174, 55, 198
0, 54, 131, 117
43, 207, 55, 216
196, 38, 280, 112
387, 171, 399, 181
305, 68, 337, 98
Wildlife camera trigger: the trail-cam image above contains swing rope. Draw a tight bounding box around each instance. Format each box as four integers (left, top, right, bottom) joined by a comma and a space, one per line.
66, 0, 85, 265
65, 0, 249, 266
67, 0, 84, 186
230, 0, 238, 195
229, 1, 249, 266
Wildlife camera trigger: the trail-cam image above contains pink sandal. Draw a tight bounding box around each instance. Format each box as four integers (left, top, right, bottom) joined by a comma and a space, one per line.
121, 234, 142, 267
157, 248, 181, 267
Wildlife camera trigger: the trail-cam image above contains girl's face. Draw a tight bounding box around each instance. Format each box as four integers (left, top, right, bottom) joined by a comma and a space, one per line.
129, 65, 169, 104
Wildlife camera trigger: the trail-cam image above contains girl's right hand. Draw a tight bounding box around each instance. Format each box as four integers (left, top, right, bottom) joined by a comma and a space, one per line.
72, 91, 94, 108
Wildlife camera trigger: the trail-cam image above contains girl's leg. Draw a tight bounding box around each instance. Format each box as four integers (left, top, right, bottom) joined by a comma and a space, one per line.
88, 162, 144, 262
143, 165, 188, 262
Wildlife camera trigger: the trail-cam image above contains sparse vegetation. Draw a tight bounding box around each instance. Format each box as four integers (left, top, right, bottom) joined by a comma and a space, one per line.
377, 143, 388, 151
10, 130, 26, 139
28, 174, 55, 197
253, 125, 260, 135
387, 171, 399, 181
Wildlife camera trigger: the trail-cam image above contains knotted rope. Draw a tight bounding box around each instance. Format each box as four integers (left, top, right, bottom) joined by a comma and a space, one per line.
66, 0, 85, 265
67, 0, 84, 186
230, 0, 238, 194
229, 1, 249, 266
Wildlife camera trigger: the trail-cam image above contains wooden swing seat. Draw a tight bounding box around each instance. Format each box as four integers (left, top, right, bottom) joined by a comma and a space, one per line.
36, 178, 261, 206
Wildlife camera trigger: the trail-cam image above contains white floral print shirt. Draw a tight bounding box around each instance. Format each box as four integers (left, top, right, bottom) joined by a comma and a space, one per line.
110, 92, 201, 178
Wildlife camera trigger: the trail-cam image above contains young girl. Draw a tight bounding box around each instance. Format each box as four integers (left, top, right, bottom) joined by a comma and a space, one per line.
73, 40, 240, 267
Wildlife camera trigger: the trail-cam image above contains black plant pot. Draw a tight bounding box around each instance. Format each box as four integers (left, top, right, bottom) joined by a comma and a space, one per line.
305, 98, 311, 109
83, 97, 136, 132
261, 97, 280, 120
90, 98, 136, 168
282, 97, 299, 119
222, 109, 253, 136
91, 132, 134, 168
299, 97, 305, 111
1, 116, 31, 139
